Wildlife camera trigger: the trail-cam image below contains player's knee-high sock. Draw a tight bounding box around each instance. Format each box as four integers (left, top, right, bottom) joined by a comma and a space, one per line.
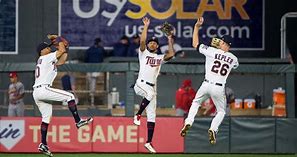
185, 101, 200, 125
68, 100, 81, 123
136, 98, 150, 115
41, 122, 49, 145
210, 111, 225, 132
146, 122, 155, 143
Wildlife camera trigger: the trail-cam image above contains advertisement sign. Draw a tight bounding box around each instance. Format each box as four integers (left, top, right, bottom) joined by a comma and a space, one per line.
60, 0, 264, 50
0, 0, 18, 54
0, 120, 24, 150
0, 117, 184, 153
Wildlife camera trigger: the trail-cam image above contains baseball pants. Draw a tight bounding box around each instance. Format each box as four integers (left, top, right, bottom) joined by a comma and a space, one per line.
134, 79, 157, 122
185, 81, 226, 132
33, 85, 75, 123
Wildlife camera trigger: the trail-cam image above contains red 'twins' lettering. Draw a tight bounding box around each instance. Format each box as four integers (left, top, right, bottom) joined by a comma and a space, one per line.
146, 56, 161, 67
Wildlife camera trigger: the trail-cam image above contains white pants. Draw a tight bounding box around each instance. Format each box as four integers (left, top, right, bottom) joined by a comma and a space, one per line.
185, 81, 226, 132
33, 85, 75, 123
134, 79, 157, 122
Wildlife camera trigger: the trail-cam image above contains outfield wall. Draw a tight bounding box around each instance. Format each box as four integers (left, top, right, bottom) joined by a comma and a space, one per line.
0, 117, 183, 153
1, 117, 296, 153
185, 118, 297, 153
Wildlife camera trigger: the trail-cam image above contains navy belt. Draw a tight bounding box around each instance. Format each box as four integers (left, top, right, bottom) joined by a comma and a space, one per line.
204, 79, 223, 86
34, 84, 50, 89
141, 80, 155, 87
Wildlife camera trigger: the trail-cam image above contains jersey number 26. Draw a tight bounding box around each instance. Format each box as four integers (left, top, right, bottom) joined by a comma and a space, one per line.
211, 60, 229, 76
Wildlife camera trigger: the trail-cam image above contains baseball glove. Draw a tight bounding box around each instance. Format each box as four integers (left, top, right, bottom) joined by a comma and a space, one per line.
47, 34, 69, 48
160, 22, 174, 36
210, 37, 221, 48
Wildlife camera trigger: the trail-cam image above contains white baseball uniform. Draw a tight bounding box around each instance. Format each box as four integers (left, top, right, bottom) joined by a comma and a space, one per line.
134, 48, 165, 122
185, 44, 238, 132
33, 51, 75, 123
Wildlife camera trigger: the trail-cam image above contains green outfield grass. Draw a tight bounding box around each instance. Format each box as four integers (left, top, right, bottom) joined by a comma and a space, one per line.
1, 154, 296, 157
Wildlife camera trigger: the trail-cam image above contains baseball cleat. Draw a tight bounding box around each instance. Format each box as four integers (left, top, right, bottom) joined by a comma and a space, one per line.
180, 124, 191, 137
133, 114, 141, 126
144, 142, 156, 154
208, 129, 216, 145
76, 117, 93, 129
38, 143, 53, 157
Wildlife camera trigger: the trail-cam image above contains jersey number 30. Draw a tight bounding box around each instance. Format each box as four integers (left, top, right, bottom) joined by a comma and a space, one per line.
35, 66, 40, 78
211, 60, 229, 76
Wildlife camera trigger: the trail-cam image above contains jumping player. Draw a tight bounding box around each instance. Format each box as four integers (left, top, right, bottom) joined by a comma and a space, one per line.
180, 17, 239, 145
133, 17, 175, 153
33, 37, 93, 156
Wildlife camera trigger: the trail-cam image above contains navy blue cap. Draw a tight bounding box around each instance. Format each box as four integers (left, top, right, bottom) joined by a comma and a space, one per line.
132, 34, 139, 39
219, 35, 232, 46
120, 35, 129, 40
36, 42, 50, 53
94, 38, 101, 44
147, 37, 159, 45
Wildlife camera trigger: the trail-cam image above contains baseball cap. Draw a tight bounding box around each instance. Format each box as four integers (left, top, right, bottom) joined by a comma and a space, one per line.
182, 79, 192, 88
94, 37, 101, 44
36, 42, 50, 53
132, 34, 139, 39
120, 35, 129, 41
147, 37, 159, 45
219, 35, 232, 46
9, 72, 17, 78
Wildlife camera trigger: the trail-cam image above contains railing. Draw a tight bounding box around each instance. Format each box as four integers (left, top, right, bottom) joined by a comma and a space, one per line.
280, 12, 297, 58
0, 62, 295, 117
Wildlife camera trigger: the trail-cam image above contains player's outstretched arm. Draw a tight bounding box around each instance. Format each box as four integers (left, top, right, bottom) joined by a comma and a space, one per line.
56, 40, 67, 58
164, 35, 175, 61
140, 17, 150, 52
56, 53, 68, 66
192, 17, 204, 48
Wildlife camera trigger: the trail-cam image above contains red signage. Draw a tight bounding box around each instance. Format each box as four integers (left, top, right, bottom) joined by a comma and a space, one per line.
0, 117, 184, 153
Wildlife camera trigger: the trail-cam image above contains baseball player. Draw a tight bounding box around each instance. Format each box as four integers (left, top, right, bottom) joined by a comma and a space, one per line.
133, 17, 175, 153
33, 37, 93, 157
8, 72, 25, 117
180, 17, 239, 145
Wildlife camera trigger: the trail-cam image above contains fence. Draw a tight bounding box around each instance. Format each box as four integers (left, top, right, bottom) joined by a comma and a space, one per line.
1, 116, 296, 153
0, 61, 295, 117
